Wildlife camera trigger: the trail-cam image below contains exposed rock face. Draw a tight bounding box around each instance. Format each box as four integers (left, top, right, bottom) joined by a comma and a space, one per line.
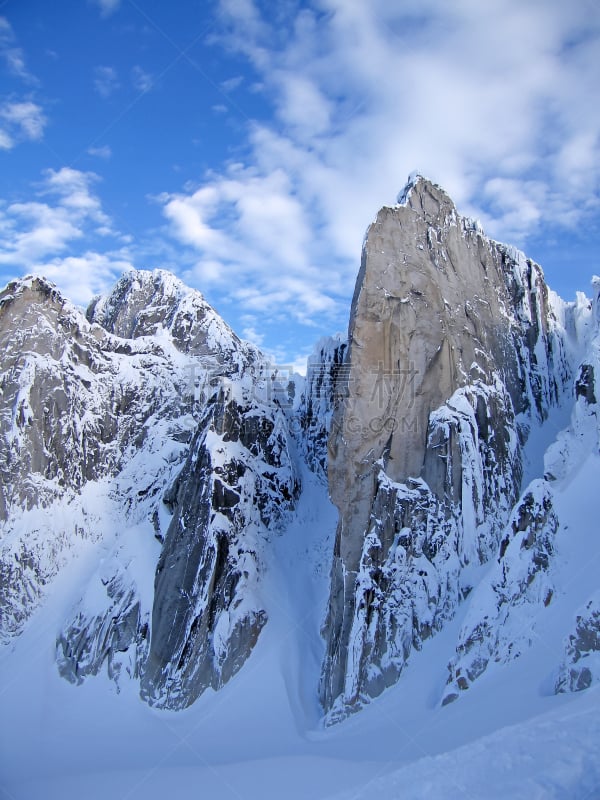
1, 271, 298, 708
299, 335, 347, 478
141, 385, 297, 708
320, 175, 571, 719
556, 594, 600, 693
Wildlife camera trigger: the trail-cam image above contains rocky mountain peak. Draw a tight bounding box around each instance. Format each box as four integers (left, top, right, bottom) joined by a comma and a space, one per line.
87, 269, 254, 365
1, 266, 299, 699
1, 176, 598, 756
1, 275, 90, 349
320, 174, 571, 719
396, 172, 456, 222
87, 269, 196, 337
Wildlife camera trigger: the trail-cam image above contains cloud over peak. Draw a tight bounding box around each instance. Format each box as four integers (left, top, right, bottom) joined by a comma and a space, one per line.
0, 167, 131, 306
158, 0, 600, 332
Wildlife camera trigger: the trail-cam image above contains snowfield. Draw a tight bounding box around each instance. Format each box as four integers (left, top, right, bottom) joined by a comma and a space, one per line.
1, 234, 600, 798
1, 452, 600, 799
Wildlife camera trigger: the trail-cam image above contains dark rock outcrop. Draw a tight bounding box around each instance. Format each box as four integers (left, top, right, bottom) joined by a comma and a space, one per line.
299, 335, 347, 478
141, 387, 297, 708
556, 595, 600, 693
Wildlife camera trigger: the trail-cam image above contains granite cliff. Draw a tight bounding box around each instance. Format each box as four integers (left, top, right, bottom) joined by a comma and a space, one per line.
319, 175, 575, 719
1, 177, 599, 725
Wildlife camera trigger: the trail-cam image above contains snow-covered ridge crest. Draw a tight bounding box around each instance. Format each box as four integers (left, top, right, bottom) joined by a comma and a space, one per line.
87, 267, 262, 368
0, 270, 300, 708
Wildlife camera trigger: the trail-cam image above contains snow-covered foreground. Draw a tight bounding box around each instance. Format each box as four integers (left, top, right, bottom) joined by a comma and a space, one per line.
1, 449, 600, 800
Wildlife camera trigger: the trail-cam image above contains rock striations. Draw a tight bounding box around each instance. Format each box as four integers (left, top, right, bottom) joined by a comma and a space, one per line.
1, 176, 599, 723
319, 175, 573, 719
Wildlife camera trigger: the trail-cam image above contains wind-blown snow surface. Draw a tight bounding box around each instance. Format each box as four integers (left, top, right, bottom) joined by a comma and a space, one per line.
2, 446, 600, 800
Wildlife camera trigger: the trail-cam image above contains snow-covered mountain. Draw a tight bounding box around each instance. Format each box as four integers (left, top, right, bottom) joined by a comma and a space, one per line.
319, 175, 582, 720
1, 177, 599, 799
1, 269, 299, 705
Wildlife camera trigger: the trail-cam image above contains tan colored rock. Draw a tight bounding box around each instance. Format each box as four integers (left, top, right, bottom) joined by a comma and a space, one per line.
321, 175, 567, 718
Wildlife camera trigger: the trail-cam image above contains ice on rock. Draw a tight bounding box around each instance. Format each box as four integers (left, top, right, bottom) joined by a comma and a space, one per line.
0, 271, 299, 709
320, 176, 576, 720
297, 334, 347, 479
2, 174, 600, 756
442, 479, 558, 705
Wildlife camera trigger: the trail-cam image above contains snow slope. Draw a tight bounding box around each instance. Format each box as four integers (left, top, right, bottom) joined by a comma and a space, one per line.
1, 240, 599, 797
1, 446, 600, 799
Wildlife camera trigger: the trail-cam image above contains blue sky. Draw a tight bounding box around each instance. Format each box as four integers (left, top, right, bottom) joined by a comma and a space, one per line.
1, 0, 599, 369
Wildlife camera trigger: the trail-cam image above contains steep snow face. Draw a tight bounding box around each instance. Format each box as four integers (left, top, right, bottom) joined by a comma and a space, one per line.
0, 273, 300, 709
443, 275, 600, 701
321, 176, 575, 720
442, 479, 558, 704
556, 592, 600, 693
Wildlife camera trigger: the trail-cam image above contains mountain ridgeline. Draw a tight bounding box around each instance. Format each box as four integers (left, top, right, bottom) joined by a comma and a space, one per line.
1, 176, 598, 721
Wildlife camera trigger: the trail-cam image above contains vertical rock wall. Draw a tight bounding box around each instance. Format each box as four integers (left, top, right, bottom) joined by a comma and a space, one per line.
320, 176, 570, 719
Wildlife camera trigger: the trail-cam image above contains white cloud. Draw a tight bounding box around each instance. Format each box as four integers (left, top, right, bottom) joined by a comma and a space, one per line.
4, 48, 28, 80
0, 21, 44, 150
160, 164, 343, 325
218, 0, 268, 42
0, 101, 46, 146
0, 168, 119, 277
0, 17, 37, 83
160, 0, 600, 336
241, 324, 264, 347
87, 144, 112, 159
272, 72, 332, 137
42, 167, 111, 223
0, 167, 132, 306
0, 201, 83, 263
221, 75, 244, 92
0, 129, 12, 149
94, 65, 119, 98
132, 65, 153, 93
1, 101, 46, 139
33, 250, 134, 307
93, 0, 121, 18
